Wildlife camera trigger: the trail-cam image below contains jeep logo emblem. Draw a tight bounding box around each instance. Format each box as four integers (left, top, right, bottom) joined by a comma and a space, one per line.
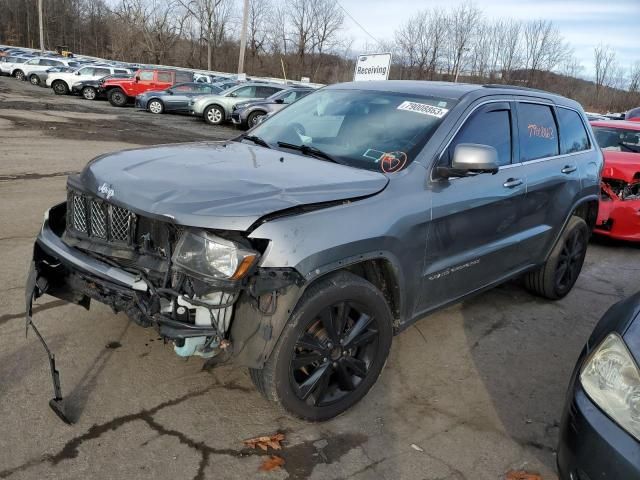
98, 182, 115, 200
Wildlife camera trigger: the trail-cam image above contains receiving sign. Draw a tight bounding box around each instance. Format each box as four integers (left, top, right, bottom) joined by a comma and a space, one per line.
353, 53, 392, 81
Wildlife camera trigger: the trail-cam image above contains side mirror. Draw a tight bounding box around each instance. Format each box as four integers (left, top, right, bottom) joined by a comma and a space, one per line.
228, 92, 237, 97
135, 76, 140, 82
167, 89, 174, 95
436, 143, 499, 178
75, 71, 80, 75
274, 98, 284, 104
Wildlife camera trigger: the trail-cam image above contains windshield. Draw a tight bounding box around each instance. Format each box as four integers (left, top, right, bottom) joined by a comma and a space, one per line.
593, 126, 640, 153
249, 88, 456, 172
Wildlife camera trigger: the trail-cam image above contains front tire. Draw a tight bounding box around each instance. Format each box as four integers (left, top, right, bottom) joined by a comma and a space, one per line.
52, 80, 69, 95
250, 271, 393, 421
29, 74, 40, 86
204, 104, 224, 125
108, 88, 128, 107
247, 110, 266, 128
13, 70, 25, 81
82, 86, 97, 100
148, 99, 164, 114
524, 216, 589, 300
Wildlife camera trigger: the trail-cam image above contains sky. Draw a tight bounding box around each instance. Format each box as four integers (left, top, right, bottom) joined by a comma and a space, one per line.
337, 0, 640, 79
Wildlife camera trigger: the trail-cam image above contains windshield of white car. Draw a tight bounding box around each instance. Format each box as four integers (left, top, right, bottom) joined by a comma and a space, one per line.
249, 89, 456, 172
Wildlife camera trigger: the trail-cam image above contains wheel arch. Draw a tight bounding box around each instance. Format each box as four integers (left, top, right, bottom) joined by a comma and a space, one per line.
147, 97, 164, 110
543, 194, 599, 262
231, 254, 404, 370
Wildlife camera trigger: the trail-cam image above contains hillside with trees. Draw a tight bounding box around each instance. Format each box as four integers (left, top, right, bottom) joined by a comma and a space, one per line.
1, 0, 638, 112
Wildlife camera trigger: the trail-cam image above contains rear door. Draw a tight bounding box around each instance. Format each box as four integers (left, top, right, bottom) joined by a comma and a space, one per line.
518, 102, 590, 261
419, 100, 529, 312
156, 71, 173, 90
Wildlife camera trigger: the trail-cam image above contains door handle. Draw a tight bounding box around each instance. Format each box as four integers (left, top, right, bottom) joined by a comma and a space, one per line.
561, 165, 577, 174
503, 178, 523, 189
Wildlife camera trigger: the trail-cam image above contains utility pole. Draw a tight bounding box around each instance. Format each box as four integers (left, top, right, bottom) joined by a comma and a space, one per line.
38, 0, 45, 53
237, 0, 249, 74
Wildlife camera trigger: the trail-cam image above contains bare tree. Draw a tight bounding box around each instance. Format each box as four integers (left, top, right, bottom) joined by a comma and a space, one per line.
246, 0, 271, 69
445, 2, 481, 82
178, 0, 231, 70
594, 44, 617, 100
629, 61, 640, 93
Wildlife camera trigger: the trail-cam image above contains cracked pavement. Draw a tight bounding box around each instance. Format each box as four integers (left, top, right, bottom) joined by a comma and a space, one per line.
1, 76, 639, 479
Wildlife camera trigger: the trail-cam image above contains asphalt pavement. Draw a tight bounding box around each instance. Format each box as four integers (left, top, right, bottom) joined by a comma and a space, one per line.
1, 76, 638, 480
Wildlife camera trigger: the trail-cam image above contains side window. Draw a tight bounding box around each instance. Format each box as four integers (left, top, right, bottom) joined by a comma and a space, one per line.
449, 107, 513, 166
51, 60, 64, 66
114, 69, 128, 74
557, 108, 590, 154
233, 86, 256, 98
157, 71, 172, 83
79, 67, 94, 75
94, 68, 111, 76
516, 103, 559, 161
40, 59, 54, 66
138, 71, 154, 81
282, 91, 298, 103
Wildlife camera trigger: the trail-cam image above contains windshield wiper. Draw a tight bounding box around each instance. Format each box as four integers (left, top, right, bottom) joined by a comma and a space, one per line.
277, 142, 342, 164
241, 134, 271, 149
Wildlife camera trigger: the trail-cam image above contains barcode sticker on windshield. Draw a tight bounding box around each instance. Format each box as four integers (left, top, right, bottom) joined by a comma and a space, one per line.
397, 101, 448, 118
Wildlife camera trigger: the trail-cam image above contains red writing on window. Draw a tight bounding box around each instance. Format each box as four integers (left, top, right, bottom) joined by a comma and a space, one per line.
528, 123, 554, 139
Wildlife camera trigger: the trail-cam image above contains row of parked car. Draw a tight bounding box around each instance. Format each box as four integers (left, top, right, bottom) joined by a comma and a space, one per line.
0, 46, 318, 129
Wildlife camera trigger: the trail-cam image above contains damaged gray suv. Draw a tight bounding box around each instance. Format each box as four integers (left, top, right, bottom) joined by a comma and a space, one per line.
27, 81, 602, 422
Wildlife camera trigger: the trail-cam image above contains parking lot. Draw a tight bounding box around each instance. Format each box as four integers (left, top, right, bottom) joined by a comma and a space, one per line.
0, 76, 638, 480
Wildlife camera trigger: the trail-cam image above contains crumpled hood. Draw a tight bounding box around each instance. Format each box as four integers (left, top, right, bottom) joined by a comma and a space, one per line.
71, 141, 388, 231
602, 151, 640, 182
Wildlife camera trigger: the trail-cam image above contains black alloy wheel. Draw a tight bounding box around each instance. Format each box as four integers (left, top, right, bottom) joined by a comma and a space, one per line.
554, 227, 586, 293
290, 300, 379, 407
249, 271, 393, 421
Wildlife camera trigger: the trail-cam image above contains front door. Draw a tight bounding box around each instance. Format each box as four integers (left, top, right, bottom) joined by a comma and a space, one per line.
419, 101, 529, 313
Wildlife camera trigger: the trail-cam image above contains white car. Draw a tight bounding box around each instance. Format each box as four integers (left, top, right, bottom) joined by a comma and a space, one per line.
0, 56, 32, 76
13, 57, 80, 82
47, 65, 132, 95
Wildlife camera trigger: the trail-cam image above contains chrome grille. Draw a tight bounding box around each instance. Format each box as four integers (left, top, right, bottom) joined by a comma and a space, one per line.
111, 206, 131, 241
67, 190, 135, 244
90, 202, 107, 239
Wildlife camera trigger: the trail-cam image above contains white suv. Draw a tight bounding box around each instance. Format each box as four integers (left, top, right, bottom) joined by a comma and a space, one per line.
47, 65, 132, 95
13, 57, 80, 81
0, 56, 31, 76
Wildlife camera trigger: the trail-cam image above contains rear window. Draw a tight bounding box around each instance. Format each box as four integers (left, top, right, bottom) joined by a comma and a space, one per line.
517, 103, 559, 161
557, 108, 590, 154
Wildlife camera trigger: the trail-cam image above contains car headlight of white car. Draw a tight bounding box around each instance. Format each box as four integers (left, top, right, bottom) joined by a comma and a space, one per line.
172, 230, 258, 281
581, 333, 640, 441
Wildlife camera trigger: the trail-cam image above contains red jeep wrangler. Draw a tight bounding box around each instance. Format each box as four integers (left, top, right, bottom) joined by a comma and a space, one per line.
102, 69, 194, 107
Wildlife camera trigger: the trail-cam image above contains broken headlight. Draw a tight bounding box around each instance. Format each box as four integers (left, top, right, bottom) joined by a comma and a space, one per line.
172, 230, 258, 281
581, 333, 640, 441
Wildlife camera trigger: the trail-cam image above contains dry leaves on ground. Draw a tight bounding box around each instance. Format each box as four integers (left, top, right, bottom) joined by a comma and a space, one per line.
259, 455, 285, 471
505, 471, 542, 480
243, 433, 286, 451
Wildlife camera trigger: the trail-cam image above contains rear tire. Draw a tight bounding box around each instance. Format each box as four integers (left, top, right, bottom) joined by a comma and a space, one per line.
524, 216, 589, 300
52, 80, 69, 95
82, 86, 97, 100
108, 88, 128, 107
29, 74, 40, 86
249, 271, 393, 421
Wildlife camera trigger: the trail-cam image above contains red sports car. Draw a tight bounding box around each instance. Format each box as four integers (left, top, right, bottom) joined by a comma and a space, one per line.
591, 120, 640, 241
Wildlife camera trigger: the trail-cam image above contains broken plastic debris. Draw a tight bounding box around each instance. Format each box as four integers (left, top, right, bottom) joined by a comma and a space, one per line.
505, 470, 542, 480
259, 455, 285, 471
410, 443, 424, 452
243, 432, 285, 451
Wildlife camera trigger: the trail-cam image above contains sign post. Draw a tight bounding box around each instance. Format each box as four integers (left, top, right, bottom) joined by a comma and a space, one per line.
353, 53, 392, 82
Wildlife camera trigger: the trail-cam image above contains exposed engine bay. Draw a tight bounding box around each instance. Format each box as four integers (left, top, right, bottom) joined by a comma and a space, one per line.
602, 178, 640, 201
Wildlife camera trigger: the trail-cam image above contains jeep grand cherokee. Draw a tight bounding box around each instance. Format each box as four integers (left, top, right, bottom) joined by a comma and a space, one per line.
26, 81, 602, 422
